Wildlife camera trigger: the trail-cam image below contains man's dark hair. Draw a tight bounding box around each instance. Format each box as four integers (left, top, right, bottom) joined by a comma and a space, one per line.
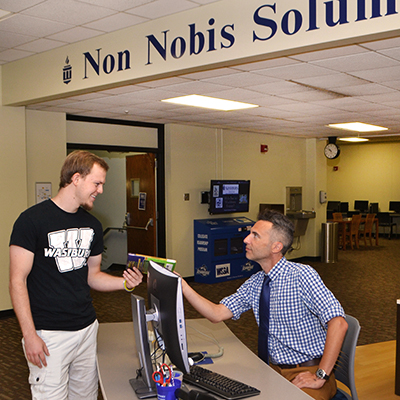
257, 209, 294, 255
59, 150, 109, 189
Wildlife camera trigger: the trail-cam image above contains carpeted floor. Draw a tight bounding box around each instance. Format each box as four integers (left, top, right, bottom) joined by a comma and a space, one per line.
1, 236, 399, 399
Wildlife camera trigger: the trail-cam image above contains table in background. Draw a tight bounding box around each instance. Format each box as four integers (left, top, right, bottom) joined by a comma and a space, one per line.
328, 218, 379, 250
97, 319, 312, 400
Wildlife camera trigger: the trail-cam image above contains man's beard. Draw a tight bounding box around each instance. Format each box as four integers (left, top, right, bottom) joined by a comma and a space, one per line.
81, 201, 93, 211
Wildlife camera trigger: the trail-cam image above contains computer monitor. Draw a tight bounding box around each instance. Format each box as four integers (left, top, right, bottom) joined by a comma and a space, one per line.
389, 201, 400, 213
129, 261, 190, 398
209, 180, 250, 215
327, 201, 341, 211
340, 202, 349, 213
354, 200, 369, 213
370, 203, 379, 213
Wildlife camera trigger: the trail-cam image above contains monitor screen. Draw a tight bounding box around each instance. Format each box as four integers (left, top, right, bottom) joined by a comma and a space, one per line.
354, 200, 369, 212
327, 201, 341, 211
340, 202, 349, 213
389, 201, 400, 213
209, 180, 250, 215
148, 261, 190, 373
129, 261, 189, 398
370, 203, 379, 213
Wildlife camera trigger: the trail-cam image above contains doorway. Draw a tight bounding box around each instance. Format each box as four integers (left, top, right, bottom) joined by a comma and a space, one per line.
67, 116, 166, 267
126, 153, 157, 256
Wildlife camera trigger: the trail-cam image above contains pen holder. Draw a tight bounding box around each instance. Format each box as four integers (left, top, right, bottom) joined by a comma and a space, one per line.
156, 374, 182, 400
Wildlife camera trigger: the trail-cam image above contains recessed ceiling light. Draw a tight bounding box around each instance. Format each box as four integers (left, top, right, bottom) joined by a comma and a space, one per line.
338, 137, 369, 142
161, 95, 259, 111
328, 122, 388, 132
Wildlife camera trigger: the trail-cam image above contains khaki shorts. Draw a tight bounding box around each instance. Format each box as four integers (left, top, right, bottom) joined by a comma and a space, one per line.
22, 320, 99, 400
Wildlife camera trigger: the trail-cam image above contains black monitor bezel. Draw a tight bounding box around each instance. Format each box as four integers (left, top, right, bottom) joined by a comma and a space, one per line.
354, 200, 369, 212
209, 179, 250, 215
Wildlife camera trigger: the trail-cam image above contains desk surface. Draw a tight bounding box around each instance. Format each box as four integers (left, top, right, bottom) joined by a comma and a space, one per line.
97, 319, 312, 400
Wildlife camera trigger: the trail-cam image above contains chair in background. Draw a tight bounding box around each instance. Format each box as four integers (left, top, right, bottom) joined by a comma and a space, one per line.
358, 213, 376, 246
333, 213, 343, 221
377, 212, 397, 239
369, 202, 379, 214
332, 314, 361, 400
344, 215, 362, 249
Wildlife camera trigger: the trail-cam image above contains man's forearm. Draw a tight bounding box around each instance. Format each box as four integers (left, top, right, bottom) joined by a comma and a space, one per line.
181, 279, 232, 323
10, 279, 37, 339
319, 316, 348, 375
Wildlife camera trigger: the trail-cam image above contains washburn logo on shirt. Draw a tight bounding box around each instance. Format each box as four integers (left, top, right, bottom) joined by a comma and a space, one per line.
45, 228, 94, 273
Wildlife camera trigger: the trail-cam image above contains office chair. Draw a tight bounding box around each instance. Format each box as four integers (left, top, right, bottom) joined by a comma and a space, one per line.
333, 213, 343, 221
377, 212, 397, 239
332, 314, 361, 400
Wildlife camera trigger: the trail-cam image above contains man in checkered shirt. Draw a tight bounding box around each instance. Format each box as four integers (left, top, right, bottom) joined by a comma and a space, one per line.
182, 210, 348, 400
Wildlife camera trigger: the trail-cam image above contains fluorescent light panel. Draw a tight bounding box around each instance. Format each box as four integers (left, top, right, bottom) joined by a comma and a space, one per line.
339, 137, 369, 142
162, 95, 259, 111
328, 122, 388, 132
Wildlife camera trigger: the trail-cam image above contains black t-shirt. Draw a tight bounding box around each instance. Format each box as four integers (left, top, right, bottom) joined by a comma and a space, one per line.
9, 200, 103, 331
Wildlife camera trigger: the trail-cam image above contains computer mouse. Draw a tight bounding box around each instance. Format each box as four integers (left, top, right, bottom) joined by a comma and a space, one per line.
188, 352, 205, 363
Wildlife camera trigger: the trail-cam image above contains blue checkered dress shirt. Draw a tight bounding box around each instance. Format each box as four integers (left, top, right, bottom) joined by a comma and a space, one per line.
220, 257, 345, 365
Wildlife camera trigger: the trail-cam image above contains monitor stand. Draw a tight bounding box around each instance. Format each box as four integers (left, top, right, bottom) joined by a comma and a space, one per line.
129, 377, 157, 399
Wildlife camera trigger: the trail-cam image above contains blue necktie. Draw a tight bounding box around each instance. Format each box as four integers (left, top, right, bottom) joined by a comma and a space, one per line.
258, 275, 271, 364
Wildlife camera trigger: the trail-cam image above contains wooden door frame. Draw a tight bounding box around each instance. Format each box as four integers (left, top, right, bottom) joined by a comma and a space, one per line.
67, 114, 166, 257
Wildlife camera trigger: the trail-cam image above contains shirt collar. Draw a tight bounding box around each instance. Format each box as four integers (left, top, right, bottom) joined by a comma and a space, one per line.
265, 256, 287, 282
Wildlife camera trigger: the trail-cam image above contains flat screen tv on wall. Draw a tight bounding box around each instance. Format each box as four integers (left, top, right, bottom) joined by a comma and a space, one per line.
209, 180, 250, 215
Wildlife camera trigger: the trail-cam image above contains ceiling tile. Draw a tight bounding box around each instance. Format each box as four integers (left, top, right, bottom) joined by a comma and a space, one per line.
291, 45, 368, 62
77, 0, 151, 12
0, 0, 45, 13
22, 0, 117, 25
0, 30, 35, 47
16, 38, 65, 52
312, 52, 400, 73
0, 48, 33, 61
48, 26, 103, 43
84, 12, 147, 32
126, 0, 197, 19
0, 13, 72, 36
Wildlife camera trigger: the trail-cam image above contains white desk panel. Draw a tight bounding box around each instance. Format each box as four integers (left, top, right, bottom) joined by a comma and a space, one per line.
97, 319, 312, 400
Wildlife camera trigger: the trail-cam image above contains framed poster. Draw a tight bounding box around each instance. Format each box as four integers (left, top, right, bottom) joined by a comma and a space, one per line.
36, 182, 52, 204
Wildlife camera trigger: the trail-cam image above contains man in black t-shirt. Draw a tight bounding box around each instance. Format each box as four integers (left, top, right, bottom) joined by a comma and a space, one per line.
9, 151, 143, 400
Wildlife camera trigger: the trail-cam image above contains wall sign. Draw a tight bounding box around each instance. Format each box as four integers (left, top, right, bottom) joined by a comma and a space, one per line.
3, 0, 400, 106
139, 192, 147, 211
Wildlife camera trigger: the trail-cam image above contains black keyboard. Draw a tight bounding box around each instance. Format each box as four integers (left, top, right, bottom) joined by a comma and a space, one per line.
183, 365, 260, 400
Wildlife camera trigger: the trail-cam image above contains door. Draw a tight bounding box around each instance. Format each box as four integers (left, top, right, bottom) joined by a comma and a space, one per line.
126, 153, 157, 256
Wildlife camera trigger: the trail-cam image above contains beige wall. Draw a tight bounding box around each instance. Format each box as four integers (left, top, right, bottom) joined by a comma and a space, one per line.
26, 110, 67, 206
165, 124, 320, 278
1, 109, 322, 311
0, 66, 27, 311
327, 142, 400, 211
